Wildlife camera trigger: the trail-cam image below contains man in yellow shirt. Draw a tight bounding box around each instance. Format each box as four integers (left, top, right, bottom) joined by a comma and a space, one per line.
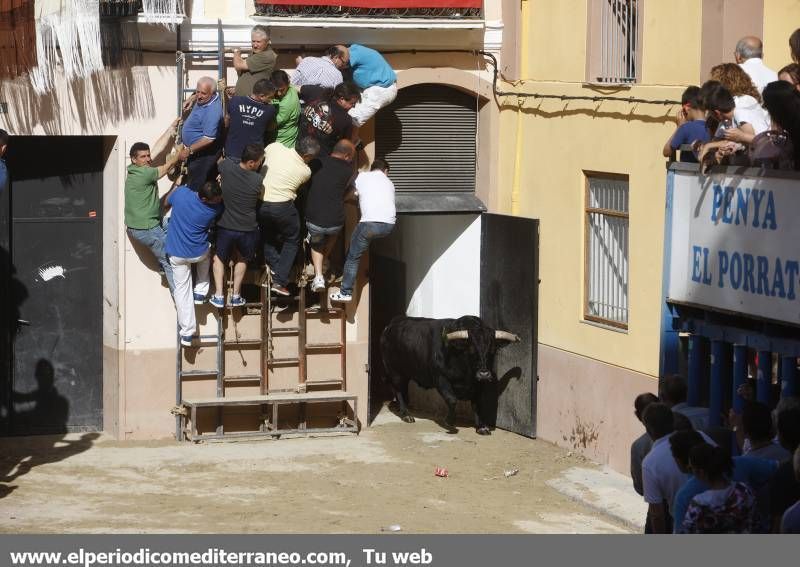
258, 137, 320, 295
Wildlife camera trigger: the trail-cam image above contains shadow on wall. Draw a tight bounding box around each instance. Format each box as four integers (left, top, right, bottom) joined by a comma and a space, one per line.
0, 21, 154, 135
0, 357, 99, 500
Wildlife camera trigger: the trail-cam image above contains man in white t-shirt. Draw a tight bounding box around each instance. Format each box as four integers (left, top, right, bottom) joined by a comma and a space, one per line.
641, 402, 716, 533
735, 36, 778, 94
330, 158, 395, 303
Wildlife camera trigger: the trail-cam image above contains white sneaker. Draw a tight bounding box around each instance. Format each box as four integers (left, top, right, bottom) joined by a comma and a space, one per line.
330, 291, 352, 303
311, 276, 325, 292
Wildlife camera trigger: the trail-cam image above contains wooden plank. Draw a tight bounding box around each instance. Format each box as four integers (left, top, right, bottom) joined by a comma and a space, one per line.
183, 391, 357, 406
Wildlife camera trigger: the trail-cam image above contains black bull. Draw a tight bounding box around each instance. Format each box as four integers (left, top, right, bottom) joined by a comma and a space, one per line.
380, 315, 520, 434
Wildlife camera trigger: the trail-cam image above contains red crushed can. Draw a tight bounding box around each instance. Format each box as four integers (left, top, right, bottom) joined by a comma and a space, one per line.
434, 466, 449, 477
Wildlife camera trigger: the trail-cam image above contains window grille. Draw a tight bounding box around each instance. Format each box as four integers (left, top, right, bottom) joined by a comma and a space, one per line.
585, 173, 629, 328
594, 0, 640, 84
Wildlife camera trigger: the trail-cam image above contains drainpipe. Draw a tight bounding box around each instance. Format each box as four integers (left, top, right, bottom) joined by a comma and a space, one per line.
510, 0, 530, 216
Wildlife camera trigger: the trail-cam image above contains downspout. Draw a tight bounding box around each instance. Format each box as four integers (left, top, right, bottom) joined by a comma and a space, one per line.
510, 0, 530, 216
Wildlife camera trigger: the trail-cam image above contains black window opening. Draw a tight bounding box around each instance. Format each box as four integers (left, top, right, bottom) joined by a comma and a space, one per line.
375, 84, 479, 194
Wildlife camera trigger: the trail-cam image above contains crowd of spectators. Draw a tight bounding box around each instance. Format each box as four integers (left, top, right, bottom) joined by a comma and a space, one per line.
123, 26, 398, 346
664, 31, 800, 172
630, 374, 800, 533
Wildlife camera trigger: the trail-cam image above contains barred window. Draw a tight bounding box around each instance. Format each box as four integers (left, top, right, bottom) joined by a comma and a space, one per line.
587, 0, 641, 84
585, 173, 629, 328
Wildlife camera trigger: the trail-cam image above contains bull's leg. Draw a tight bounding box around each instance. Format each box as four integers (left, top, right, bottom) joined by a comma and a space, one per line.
472, 399, 491, 435
395, 382, 415, 423
388, 376, 415, 423
436, 382, 459, 431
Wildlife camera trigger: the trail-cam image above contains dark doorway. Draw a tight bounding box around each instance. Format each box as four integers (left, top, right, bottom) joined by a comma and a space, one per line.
367, 254, 406, 423
1, 136, 105, 434
480, 214, 539, 437
367, 213, 539, 435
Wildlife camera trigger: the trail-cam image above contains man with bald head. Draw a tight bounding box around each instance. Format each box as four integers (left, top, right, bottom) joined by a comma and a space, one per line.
735, 36, 777, 94
303, 139, 357, 292
180, 77, 224, 191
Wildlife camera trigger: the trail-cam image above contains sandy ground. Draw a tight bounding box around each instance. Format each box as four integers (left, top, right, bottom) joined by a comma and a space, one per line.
0, 408, 632, 534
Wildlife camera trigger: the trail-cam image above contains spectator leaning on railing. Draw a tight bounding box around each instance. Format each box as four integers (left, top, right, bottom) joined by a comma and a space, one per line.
762, 80, 800, 170
663, 86, 709, 163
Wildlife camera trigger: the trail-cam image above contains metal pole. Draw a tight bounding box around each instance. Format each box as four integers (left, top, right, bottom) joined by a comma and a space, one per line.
687, 334, 704, 407
781, 355, 798, 398
756, 350, 772, 404
709, 340, 727, 428
732, 344, 748, 413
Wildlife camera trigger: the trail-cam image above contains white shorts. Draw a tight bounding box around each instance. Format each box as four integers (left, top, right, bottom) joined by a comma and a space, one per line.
349, 83, 398, 127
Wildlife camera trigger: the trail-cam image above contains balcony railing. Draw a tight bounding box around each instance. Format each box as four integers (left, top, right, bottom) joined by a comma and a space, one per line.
100, 0, 142, 18
253, 1, 482, 19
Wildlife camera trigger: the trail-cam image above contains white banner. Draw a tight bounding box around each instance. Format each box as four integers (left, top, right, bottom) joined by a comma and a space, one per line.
668, 169, 800, 326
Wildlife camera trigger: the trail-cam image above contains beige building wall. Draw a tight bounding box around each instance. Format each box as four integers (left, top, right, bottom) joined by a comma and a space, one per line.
763, 0, 800, 70
496, 0, 800, 474
496, 0, 700, 473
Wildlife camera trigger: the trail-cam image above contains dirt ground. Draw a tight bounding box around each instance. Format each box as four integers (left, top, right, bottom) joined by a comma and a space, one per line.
0, 407, 632, 534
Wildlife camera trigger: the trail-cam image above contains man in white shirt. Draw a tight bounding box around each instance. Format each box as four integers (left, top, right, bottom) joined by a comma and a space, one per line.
330, 158, 395, 303
641, 402, 716, 533
736, 36, 778, 94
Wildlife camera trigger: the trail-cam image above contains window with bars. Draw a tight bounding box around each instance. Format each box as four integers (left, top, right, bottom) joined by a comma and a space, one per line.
586, 0, 641, 84
585, 173, 629, 329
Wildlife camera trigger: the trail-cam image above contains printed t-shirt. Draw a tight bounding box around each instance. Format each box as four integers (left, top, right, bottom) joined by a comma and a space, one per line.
298, 99, 353, 156
225, 96, 276, 161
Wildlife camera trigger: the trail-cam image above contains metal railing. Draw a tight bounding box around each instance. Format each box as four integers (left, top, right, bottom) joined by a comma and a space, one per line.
253, 3, 482, 19
99, 0, 142, 18
597, 0, 639, 84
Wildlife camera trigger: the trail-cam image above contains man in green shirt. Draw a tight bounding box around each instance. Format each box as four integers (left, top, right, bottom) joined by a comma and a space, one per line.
233, 25, 277, 97
125, 122, 182, 292
269, 70, 300, 148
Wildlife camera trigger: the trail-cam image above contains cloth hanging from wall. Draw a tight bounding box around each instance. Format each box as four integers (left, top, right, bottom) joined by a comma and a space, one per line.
0, 0, 37, 79
29, 0, 104, 94
254, 1, 483, 7
140, 0, 184, 26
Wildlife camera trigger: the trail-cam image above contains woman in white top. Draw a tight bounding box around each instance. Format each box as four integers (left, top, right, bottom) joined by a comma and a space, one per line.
710, 63, 771, 141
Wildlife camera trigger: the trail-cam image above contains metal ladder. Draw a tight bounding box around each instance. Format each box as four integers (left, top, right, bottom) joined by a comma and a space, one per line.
173, 312, 223, 440
175, 19, 226, 116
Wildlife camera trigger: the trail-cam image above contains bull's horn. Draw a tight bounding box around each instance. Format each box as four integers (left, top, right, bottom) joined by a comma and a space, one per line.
495, 330, 520, 343
445, 330, 469, 341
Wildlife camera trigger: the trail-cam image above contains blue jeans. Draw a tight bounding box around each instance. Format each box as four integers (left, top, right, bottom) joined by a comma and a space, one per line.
258, 201, 300, 287
341, 222, 394, 295
127, 221, 175, 292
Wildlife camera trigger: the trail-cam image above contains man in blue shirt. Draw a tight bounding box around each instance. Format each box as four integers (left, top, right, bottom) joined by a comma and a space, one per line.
330, 44, 397, 128
225, 79, 276, 162
165, 180, 224, 346
0, 129, 8, 197
662, 86, 710, 163
180, 77, 224, 191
